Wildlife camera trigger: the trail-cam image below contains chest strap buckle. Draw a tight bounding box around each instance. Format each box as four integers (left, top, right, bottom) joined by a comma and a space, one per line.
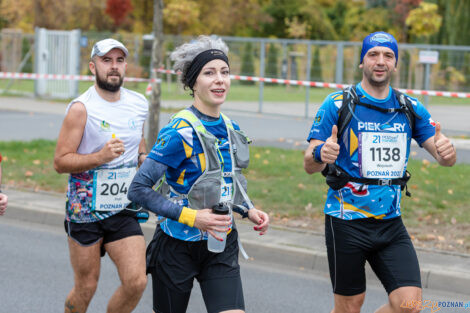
378, 179, 392, 186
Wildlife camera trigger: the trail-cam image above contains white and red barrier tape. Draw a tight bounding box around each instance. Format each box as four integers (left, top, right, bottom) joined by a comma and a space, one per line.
155, 68, 470, 99
2, 70, 470, 99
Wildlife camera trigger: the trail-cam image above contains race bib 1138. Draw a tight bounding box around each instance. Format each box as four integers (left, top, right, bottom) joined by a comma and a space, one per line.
358, 132, 407, 179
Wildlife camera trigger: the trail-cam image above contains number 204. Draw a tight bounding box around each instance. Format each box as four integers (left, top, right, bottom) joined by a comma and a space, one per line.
100, 182, 128, 196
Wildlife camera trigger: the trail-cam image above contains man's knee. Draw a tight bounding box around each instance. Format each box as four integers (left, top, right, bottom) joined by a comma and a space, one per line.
389, 287, 422, 313
122, 272, 147, 295
334, 294, 364, 313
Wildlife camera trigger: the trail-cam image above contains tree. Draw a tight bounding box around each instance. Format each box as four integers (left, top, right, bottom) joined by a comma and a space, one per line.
261, 0, 339, 40
406, 2, 442, 40
342, 4, 393, 41
0, 0, 34, 31
435, 0, 470, 46
163, 0, 200, 35
106, 0, 133, 28
310, 46, 322, 82
147, 0, 164, 151
196, 0, 270, 36
240, 42, 255, 85
266, 43, 279, 78
130, 0, 154, 34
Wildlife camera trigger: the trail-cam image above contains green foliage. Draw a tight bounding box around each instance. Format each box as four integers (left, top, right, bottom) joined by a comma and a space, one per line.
163, 0, 200, 35
342, 5, 392, 41
436, 0, 470, 46
406, 2, 442, 39
310, 46, 322, 82
266, 43, 279, 78
240, 42, 255, 85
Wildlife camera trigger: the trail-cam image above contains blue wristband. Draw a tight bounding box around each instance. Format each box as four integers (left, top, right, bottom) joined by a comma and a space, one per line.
314, 143, 324, 163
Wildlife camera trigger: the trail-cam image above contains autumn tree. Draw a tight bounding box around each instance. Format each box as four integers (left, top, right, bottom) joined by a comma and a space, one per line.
406, 2, 442, 41
163, 0, 201, 35
196, 0, 270, 36
130, 0, 154, 34
0, 0, 34, 31
389, 0, 422, 41
106, 0, 133, 29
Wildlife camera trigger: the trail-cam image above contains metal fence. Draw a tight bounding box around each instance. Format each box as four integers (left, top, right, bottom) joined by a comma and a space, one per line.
1, 30, 469, 115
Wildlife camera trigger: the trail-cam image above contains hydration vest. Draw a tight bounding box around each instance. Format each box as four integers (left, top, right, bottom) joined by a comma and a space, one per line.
322, 85, 422, 196
158, 109, 254, 215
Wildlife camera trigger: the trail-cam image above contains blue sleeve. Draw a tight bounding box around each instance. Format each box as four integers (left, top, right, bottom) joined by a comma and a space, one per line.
127, 157, 183, 221
147, 126, 186, 169
410, 98, 436, 146
307, 93, 340, 142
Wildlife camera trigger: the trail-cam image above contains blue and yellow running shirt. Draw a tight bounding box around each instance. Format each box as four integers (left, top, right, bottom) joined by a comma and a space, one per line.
307, 83, 436, 220
147, 111, 240, 241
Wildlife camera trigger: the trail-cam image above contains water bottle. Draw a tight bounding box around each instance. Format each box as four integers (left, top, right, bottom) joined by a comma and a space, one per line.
207, 203, 230, 253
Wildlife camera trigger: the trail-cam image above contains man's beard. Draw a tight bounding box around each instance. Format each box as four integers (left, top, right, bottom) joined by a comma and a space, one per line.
363, 67, 392, 88
95, 69, 123, 92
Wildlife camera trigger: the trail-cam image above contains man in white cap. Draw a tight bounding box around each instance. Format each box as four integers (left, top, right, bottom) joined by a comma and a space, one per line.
54, 38, 149, 313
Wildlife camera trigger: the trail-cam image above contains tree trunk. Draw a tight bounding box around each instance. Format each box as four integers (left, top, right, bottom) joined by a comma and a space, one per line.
147, 0, 164, 151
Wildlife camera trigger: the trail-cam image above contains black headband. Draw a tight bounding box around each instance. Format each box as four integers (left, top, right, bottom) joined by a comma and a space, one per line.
184, 49, 229, 90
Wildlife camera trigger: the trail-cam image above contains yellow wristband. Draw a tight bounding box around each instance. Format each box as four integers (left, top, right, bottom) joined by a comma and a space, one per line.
178, 206, 197, 228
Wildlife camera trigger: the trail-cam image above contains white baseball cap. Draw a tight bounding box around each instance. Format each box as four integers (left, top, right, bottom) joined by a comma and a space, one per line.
91, 38, 129, 58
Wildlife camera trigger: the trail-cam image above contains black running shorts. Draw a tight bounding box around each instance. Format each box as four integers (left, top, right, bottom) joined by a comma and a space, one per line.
147, 226, 245, 313
64, 210, 143, 256
325, 215, 421, 296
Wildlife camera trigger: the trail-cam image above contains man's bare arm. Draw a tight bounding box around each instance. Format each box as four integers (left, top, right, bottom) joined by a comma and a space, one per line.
53, 102, 124, 174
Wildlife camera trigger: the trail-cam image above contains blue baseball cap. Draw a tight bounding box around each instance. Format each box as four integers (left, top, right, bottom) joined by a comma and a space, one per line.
360, 31, 398, 65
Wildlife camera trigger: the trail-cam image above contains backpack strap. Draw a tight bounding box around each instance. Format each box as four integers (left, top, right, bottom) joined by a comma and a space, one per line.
337, 85, 358, 140
393, 88, 422, 133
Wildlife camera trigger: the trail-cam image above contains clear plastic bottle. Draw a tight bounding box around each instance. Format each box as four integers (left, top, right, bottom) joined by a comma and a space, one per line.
207, 203, 230, 253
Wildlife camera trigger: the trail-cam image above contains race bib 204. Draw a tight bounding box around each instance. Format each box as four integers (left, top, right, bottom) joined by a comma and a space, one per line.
92, 167, 137, 211
358, 132, 407, 179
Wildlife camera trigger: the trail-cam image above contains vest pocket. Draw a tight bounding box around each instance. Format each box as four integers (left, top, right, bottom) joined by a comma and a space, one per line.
230, 129, 250, 169
188, 175, 221, 210
232, 172, 248, 206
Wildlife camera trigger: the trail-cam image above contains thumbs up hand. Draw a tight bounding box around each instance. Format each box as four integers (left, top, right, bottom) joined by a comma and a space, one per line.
322, 125, 340, 164
434, 122, 455, 161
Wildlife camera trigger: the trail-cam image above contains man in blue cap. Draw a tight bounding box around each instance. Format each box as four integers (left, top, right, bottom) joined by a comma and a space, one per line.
304, 31, 456, 312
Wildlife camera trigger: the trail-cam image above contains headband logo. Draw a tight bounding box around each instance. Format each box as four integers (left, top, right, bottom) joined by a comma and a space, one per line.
211, 50, 224, 56
371, 33, 392, 44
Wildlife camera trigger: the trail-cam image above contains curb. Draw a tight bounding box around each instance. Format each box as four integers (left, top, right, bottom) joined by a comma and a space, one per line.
4, 203, 470, 296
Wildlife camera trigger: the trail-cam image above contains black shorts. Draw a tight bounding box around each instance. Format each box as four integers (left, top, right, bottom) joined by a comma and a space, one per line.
147, 226, 245, 313
325, 215, 421, 296
64, 210, 143, 257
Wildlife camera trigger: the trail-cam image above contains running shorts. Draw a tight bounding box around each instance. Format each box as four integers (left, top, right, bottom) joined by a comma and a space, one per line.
325, 215, 421, 296
147, 226, 245, 313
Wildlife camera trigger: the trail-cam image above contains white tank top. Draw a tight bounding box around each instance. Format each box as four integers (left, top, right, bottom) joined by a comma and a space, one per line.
66, 85, 148, 169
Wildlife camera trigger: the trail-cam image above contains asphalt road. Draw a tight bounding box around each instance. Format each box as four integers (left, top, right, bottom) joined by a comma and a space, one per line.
1, 218, 468, 313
